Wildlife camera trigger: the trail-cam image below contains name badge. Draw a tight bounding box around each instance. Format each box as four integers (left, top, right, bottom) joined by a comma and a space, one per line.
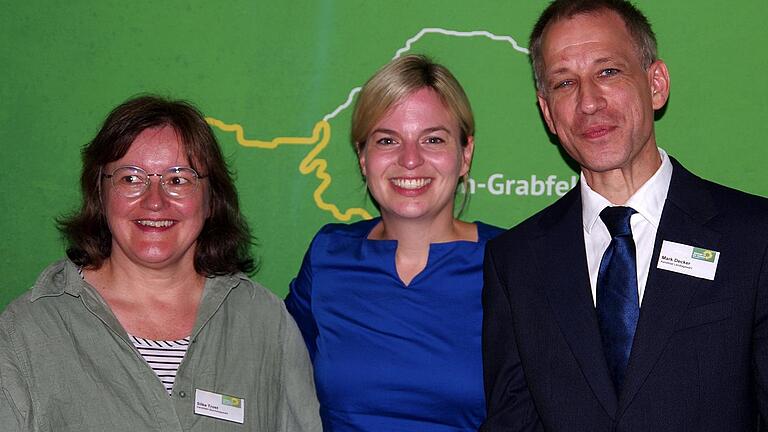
656, 240, 719, 280
194, 389, 245, 424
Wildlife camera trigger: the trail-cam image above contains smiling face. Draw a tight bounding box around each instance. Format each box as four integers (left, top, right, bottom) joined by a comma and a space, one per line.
358, 87, 473, 224
103, 125, 209, 271
536, 10, 669, 181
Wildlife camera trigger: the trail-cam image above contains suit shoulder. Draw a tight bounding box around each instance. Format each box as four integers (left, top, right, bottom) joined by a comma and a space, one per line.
688, 175, 768, 232
705, 180, 768, 213
671, 158, 768, 225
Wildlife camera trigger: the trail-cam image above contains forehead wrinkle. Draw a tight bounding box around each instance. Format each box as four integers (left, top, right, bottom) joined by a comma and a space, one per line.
370, 87, 459, 140
113, 126, 190, 172
372, 125, 452, 138
542, 11, 635, 61
371, 127, 401, 137
546, 44, 628, 73
422, 126, 452, 135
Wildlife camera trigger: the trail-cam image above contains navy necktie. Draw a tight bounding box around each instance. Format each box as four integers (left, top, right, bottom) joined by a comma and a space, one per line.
596, 206, 639, 392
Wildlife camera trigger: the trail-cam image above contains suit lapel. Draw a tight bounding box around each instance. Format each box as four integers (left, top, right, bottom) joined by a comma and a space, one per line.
618, 159, 721, 413
531, 186, 619, 418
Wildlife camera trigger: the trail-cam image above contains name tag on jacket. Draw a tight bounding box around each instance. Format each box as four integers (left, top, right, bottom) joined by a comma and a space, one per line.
656, 240, 719, 280
194, 389, 245, 424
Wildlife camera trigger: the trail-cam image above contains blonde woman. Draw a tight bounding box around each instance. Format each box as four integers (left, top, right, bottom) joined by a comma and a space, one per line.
286, 55, 503, 431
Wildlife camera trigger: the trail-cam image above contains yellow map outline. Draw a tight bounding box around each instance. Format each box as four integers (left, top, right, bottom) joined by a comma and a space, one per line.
205, 29, 527, 223
206, 117, 373, 222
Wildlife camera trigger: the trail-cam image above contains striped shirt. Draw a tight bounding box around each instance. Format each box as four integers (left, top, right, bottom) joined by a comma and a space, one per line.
75, 269, 191, 396
130, 335, 190, 395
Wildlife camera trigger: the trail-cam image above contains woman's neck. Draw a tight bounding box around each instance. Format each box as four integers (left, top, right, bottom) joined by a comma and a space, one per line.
371, 210, 476, 243
84, 257, 205, 340
370, 213, 477, 286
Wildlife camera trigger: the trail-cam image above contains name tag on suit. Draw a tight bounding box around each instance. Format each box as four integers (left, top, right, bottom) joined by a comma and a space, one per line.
656, 240, 719, 280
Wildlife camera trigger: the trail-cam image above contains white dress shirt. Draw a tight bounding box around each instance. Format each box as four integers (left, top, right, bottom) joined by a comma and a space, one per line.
581, 148, 673, 306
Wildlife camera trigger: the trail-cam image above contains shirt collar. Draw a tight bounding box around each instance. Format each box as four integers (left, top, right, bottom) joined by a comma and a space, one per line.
28, 259, 82, 301
29, 259, 246, 302
581, 147, 673, 233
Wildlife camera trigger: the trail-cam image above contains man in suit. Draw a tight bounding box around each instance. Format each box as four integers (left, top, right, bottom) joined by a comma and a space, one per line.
481, 0, 768, 430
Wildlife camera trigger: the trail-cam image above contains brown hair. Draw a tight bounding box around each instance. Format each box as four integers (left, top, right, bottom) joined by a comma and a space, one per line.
529, 0, 657, 91
58, 95, 257, 275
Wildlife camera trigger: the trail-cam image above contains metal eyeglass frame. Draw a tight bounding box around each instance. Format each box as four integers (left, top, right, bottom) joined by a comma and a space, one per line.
101, 165, 207, 198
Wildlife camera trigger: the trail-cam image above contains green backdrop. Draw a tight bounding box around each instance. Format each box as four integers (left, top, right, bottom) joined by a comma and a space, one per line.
2, 1, 767, 309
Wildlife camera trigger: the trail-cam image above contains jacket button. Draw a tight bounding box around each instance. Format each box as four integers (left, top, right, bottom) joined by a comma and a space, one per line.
178, 391, 187, 398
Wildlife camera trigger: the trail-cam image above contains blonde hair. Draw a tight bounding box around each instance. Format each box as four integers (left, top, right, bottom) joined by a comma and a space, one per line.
351, 54, 474, 152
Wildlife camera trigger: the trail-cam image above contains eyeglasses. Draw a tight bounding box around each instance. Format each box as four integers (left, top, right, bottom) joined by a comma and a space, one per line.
102, 165, 206, 198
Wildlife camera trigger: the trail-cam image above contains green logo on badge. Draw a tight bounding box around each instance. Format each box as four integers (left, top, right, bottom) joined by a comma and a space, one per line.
221, 395, 241, 408
691, 247, 716, 262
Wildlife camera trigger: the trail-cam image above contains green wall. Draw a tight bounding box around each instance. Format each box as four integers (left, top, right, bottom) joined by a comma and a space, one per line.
2, 1, 767, 309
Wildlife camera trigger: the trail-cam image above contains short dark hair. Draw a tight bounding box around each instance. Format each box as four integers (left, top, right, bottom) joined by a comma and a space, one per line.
529, 0, 657, 91
58, 95, 257, 275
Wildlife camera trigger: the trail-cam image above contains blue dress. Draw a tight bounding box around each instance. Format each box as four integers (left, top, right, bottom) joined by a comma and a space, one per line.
286, 218, 503, 431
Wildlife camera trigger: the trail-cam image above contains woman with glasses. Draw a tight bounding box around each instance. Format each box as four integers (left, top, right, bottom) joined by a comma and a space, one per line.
0, 96, 321, 431
285, 55, 503, 431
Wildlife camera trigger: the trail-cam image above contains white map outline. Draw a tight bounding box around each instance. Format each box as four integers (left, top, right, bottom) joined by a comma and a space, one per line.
209, 27, 531, 221
323, 28, 529, 122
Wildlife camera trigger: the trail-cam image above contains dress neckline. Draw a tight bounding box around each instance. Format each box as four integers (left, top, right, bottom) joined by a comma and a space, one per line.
355, 218, 493, 288
361, 217, 489, 245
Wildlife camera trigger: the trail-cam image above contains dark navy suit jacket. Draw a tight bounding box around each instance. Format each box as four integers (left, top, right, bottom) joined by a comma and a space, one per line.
481, 158, 768, 431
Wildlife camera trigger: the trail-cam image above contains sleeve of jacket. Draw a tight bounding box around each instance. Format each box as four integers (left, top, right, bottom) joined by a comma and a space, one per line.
0, 311, 32, 432
754, 239, 768, 431
479, 243, 543, 432
278, 304, 322, 432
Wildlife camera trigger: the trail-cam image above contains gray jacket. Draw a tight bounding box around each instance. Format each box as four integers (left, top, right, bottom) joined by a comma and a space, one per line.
0, 259, 321, 431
